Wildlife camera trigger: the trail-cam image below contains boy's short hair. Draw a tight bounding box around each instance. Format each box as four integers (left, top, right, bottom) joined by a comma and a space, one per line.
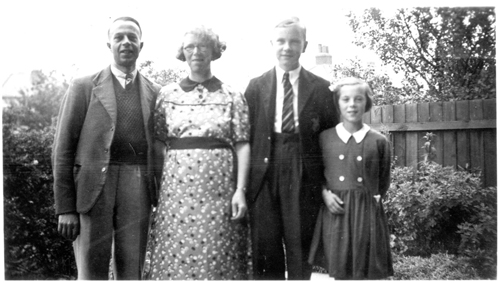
275, 17, 307, 41
331, 77, 374, 113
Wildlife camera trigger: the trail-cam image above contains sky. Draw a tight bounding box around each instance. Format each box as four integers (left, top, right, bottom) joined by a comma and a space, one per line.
1, 0, 495, 91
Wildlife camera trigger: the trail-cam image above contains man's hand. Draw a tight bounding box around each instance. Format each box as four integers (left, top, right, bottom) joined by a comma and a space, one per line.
58, 213, 80, 241
322, 188, 345, 214
231, 188, 248, 220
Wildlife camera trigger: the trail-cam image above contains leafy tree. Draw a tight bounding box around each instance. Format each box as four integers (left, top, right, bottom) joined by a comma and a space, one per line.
328, 57, 420, 105
139, 60, 188, 86
348, 7, 496, 101
2, 70, 68, 130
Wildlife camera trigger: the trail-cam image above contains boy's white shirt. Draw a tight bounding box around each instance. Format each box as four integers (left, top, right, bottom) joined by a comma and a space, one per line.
335, 123, 371, 144
274, 65, 301, 132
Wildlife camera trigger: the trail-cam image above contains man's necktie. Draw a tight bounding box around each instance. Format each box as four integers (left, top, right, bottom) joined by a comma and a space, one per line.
282, 72, 295, 133
125, 73, 133, 90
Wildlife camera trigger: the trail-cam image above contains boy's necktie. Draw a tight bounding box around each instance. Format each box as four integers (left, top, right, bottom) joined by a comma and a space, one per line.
282, 72, 295, 133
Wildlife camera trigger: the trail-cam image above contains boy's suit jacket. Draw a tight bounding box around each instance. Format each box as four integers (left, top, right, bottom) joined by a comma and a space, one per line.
52, 66, 161, 215
244, 67, 338, 205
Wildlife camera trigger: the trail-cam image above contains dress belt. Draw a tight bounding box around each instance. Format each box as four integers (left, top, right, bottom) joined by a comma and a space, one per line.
167, 137, 238, 191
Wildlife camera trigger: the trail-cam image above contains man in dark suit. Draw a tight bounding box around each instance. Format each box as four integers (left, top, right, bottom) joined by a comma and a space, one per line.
52, 17, 161, 279
244, 17, 338, 280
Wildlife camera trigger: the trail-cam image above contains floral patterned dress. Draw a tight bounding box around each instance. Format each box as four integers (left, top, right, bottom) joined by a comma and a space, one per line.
143, 77, 250, 280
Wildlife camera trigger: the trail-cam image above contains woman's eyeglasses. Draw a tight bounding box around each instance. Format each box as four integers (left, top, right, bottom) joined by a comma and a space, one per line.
184, 44, 208, 53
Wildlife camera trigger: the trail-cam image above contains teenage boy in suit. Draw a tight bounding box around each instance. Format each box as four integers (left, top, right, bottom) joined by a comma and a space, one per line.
244, 17, 338, 280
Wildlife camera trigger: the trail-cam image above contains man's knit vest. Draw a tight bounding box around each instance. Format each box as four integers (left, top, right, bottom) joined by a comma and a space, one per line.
109, 75, 148, 164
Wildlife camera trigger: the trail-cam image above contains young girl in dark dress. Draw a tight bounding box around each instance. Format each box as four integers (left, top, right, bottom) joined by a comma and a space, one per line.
308, 77, 394, 279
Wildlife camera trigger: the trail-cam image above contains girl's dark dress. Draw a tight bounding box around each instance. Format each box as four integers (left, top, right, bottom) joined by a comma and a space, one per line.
308, 124, 394, 279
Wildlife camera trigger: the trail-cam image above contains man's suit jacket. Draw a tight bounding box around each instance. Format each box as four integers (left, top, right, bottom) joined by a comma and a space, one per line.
244, 67, 338, 205
52, 66, 161, 215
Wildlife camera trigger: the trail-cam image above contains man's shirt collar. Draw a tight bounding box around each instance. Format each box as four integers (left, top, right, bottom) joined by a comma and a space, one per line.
275, 65, 301, 85
110, 65, 137, 81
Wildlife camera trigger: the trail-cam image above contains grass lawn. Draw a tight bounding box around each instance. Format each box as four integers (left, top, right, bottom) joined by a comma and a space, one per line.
312, 253, 489, 280
6, 252, 492, 280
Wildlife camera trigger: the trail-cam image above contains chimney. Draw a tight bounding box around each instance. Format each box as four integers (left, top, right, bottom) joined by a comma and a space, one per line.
316, 44, 332, 65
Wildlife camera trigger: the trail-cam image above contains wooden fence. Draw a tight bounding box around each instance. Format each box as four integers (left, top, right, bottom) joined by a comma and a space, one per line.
363, 98, 496, 187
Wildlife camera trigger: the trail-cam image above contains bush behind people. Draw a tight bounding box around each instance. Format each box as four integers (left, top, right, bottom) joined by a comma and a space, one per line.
385, 159, 497, 279
3, 122, 77, 279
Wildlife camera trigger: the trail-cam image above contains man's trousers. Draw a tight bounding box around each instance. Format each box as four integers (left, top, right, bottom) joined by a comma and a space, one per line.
73, 164, 151, 280
250, 133, 318, 280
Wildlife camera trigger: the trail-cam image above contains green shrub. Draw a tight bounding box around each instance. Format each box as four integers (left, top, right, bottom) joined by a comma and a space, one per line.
3, 123, 76, 279
385, 160, 497, 278
456, 187, 497, 279
392, 253, 481, 280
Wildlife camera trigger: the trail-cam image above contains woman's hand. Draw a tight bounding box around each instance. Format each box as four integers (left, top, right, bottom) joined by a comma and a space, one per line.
231, 188, 247, 220
232, 141, 250, 221
322, 187, 345, 215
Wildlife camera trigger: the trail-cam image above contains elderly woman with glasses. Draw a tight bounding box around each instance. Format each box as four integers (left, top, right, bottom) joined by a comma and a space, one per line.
143, 26, 251, 280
